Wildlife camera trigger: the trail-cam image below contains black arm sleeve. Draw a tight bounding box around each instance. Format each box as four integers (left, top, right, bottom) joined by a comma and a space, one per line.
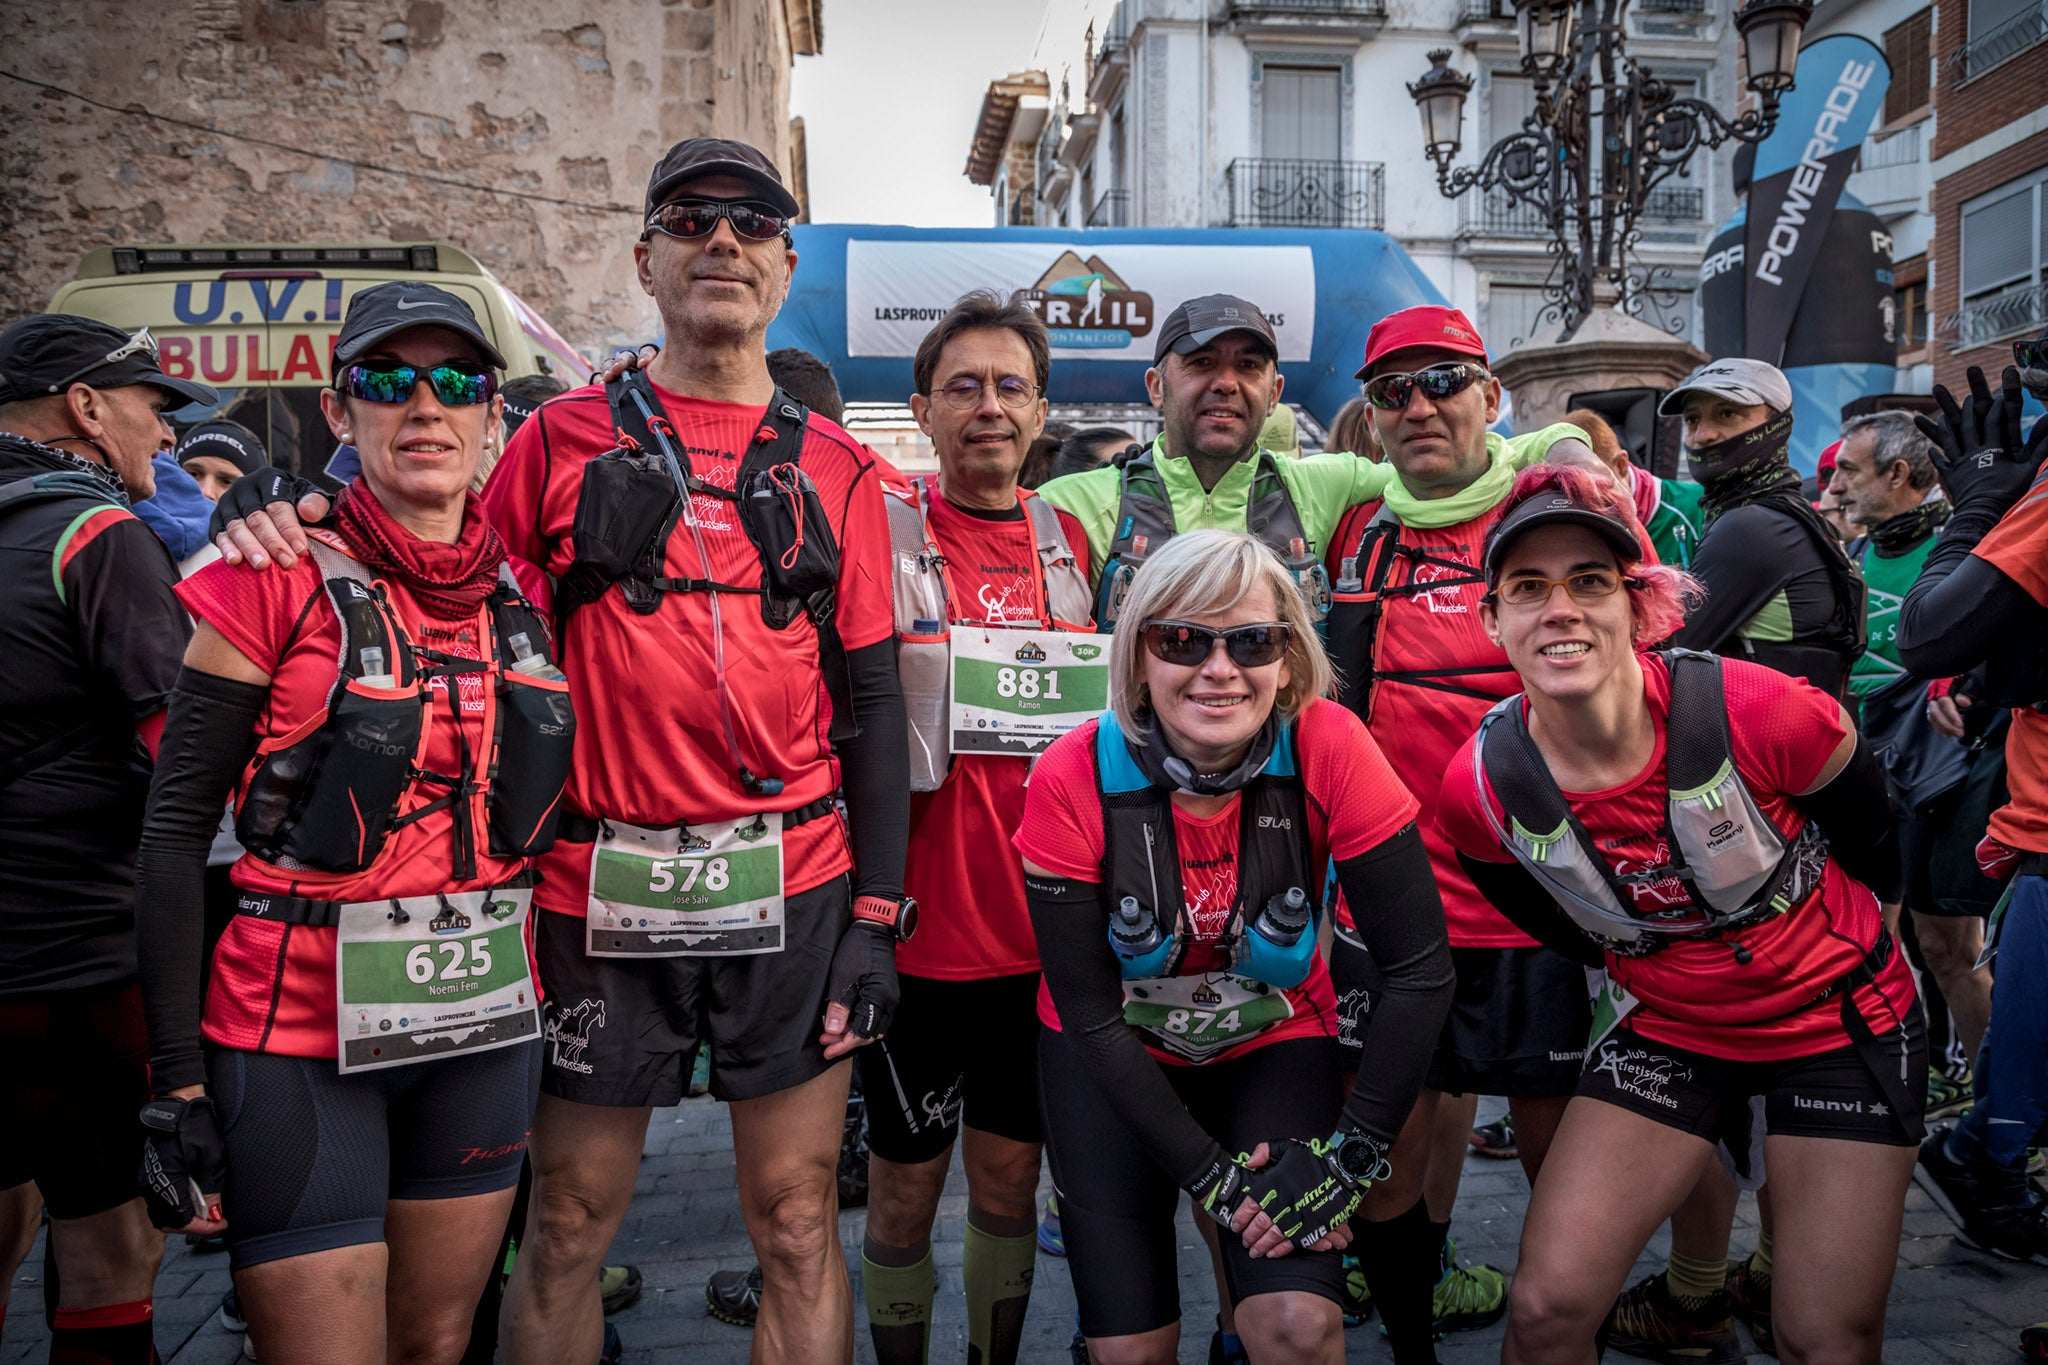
1025, 868, 1226, 1189
1327, 824, 1455, 1141
1454, 851, 1607, 968
836, 638, 909, 902
1897, 515, 2047, 679
1788, 727, 1903, 904
133, 668, 270, 1091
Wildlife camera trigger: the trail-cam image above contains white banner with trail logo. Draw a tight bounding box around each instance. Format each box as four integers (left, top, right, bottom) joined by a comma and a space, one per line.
846, 241, 1316, 362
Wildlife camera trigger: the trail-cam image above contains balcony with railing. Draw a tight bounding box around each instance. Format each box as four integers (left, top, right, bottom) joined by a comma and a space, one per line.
1638, 0, 1707, 12
1945, 1, 2048, 83
1456, 186, 1548, 239
1087, 189, 1131, 228
1227, 159, 1384, 228
1944, 282, 2048, 349
1226, 0, 1387, 36
1459, 0, 1513, 19
1642, 185, 1704, 222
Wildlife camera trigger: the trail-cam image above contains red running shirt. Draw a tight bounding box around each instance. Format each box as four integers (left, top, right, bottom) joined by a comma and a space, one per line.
897, 480, 1093, 981
1436, 654, 1916, 1061
481, 383, 895, 913
1972, 486, 2048, 853
1326, 499, 1530, 948
1014, 698, 1420, 1065
178, 534, 540, 1058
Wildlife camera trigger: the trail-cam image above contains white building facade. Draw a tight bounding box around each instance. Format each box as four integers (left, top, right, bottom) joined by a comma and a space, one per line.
990, 0, 1742, 360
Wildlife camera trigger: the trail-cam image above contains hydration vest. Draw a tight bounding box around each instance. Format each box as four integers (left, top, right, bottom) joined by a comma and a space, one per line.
1471, 650, 1830, 958
1092, 445, 1332, 631
235, 536, 576, 881
886, 479, 1094, 791
1091, 711, 1315, 978
1326, 501, 1519, 723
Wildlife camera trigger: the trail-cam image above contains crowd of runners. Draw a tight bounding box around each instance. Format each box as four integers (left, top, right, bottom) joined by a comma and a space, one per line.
1, 132, 2045, 1365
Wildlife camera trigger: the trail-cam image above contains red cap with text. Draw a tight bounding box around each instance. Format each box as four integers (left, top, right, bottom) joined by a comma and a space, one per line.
1356, 305, 1489, 379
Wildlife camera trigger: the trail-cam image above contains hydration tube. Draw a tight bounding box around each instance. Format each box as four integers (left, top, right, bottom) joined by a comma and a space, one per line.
627, 386, 783, 797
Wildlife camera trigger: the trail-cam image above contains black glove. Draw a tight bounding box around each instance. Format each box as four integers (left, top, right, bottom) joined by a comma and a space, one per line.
825, 921, 899, 1041
138, 1095, 228, 1230
1185, 1147, 1259, 1230
1915, 367, 2042, 520
208, 466, 327, 540
1244, 1136, 1370, 1250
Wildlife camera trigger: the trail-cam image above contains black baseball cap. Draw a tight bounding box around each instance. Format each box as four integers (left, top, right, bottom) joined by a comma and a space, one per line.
1153, 294, 1278, 365
331, 283, 506, 372
645, 137, 802, 219
0, 313, 218, 408
175, 419, 269, 477
1483, 484, 1644, 585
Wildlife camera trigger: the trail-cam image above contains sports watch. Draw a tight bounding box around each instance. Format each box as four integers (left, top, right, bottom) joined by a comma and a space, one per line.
852, 894, 918, 942
1325, 1129, 1393, 1187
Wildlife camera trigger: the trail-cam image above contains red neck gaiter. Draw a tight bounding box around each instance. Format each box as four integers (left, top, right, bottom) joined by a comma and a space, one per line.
333, 482, 508, 621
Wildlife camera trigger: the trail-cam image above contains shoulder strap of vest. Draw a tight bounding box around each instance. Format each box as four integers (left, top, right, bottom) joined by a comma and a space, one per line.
736, 387, 810, 495
1660, 649, 1734, 800
1234, 720, 1315, 931
1020, 489, 1094, 626
1245, 451, 1312, 556
0, 469, 123, 523
304, 538, 413, 693
1094, 710, 1151, 795
884, 480, 948, 631
1108, 445, 1176, 556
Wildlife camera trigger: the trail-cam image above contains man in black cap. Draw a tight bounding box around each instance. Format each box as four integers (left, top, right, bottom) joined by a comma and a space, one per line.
207, 138, 907, 1365
0, 314, 216, 1365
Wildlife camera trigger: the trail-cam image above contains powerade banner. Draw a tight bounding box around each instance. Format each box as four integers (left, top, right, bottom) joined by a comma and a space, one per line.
1703, 194, 1897, 475
1741, 35, 1891, 366
768, 225, 1450, 426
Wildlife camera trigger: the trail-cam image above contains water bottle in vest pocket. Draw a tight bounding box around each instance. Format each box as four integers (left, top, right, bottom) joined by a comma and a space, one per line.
488, 627, 576, 857
560, 447, 681, 611
1234, 886, 1317, 989
740, 462, 840, 628
238, 676, 424, 873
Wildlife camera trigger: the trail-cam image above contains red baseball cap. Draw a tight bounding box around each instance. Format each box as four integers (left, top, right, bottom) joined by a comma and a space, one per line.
1816, 438, 1842, 490
1356, 305, 1489, 380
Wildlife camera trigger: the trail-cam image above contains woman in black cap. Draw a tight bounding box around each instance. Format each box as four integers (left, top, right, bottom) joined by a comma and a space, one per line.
176, 419, 270, 503
1434, 463, 1919, 1365
132, 282, 574, 1363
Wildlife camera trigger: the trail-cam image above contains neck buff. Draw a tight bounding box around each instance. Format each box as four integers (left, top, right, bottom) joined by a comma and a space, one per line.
1690, 410, 1800, 523
1124, 707, 1280, 796
333, 481, 508, 621
1382, 435, 1516, 529
1866, 497, 1950, 554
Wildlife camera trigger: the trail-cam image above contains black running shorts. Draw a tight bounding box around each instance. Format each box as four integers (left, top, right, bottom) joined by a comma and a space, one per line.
0, 981, 151, 1219
858, 971, 1043, 1165
1576, 1011, 1926, 1149
533, 874, 850, 1107
1426, 945, 1592, 1098
1038, 1028, 1346, 1339
208, 1039, 540, 1269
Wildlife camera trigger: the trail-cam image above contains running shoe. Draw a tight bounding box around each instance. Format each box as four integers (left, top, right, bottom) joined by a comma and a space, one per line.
600, 1319, 625, 1364
1724, 1257, 1774, 1357
1924, 1067, 1973, 1122
1430, 1238, 1509, 1336
1038, 1193, 1066, 1257
1915, 1133, 2048, 1265
600, 1263, 644, 1315
687, 1044, 711, 1097
1341, 1250, 1374, 1327
1603, 1271, 1741, 1365
2021, 1320, 2047, 1364
1207, 1315, 1248, 1365
219, 1288, 247, 1333
705, 1264, 763, 1326
1469, 1115, 1518, 1160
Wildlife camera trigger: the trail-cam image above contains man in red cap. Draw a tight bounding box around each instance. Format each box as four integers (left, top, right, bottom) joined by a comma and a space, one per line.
1322, 304, 1598, 1365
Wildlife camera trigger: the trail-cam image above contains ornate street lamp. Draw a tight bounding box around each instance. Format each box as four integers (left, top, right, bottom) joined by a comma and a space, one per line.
1411, 0, 1812, 342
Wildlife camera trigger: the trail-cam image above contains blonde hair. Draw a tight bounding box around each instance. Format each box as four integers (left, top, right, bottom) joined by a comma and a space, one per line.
1108, 528, 1336, 735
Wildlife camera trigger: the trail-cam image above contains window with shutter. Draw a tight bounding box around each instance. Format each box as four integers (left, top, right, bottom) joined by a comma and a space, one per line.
1262, 66, 1343, 162
1962, 184, 2039, 299
1883, 9, 1931, 122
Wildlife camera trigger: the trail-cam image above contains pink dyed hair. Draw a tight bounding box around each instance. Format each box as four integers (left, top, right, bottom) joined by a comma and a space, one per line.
1495, 463, 1700, 645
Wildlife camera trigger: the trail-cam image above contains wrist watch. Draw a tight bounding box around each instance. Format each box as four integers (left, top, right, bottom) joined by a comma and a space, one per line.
852, 894, 918, 942
1326, 1129, 1393, 1187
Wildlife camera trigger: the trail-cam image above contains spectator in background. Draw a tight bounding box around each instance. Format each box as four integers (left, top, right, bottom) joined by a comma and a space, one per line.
1562, 407, 1703, 568
1815, 440, 1853, 542
768, 346, 847, 426
475, 374, 569, 492
176, 420, 268, 503
1324, 397, 1375, 462
1049, 426, 1135, 482
1260, 402, 1300, 458
1019, 433, 1061, 490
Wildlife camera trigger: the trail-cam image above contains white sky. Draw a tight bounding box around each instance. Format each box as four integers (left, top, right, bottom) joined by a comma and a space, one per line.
792, 0, 1048, 227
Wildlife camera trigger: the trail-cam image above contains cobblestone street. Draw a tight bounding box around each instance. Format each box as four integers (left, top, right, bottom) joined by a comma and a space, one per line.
6, 1100, 2042, 1363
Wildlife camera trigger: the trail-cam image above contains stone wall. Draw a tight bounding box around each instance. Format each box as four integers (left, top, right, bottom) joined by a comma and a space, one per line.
0, 0, 809, 355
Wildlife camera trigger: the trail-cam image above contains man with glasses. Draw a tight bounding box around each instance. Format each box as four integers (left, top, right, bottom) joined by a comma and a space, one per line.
207, 137, 910, 1365
1321, 305, 1599, 1365
0, 314, 217, 1365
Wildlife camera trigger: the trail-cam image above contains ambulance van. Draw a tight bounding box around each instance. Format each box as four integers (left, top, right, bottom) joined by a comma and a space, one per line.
49, 243, 590, 480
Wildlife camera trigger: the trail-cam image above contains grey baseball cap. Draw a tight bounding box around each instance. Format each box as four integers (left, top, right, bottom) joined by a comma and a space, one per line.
1153, 294, 1278, 364
1657, 357, 1793, 417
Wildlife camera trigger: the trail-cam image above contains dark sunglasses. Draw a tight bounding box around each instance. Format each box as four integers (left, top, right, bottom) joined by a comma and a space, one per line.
1364, 361, 1489, 411
1142, 620, 1293, 669
2017, 338, 2048, 372
642, 200, 792, 243
335, 361, 496, 407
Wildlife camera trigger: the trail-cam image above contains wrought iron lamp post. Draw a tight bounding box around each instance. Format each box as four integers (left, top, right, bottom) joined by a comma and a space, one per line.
1408, 0, 1812, 341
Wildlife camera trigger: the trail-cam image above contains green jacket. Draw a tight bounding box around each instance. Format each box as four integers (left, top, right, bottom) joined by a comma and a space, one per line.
1039, 423, 1589, 587
1644, 474, 1705, 569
